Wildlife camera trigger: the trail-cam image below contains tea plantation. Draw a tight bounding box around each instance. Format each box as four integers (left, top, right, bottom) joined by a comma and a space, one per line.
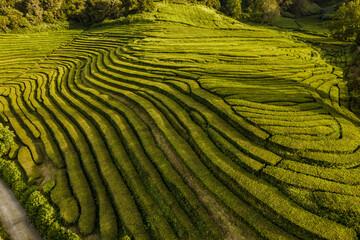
0, 3, 359, 240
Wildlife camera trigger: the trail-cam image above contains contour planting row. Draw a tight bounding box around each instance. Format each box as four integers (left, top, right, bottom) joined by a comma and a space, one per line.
0, 31, 81, 83
48, 56, 225, 238
57, 60, 222, 239
41, 29, 358, 239
122, 25, 360, 157
1, 44, 228, 238
2, 78, 96, 235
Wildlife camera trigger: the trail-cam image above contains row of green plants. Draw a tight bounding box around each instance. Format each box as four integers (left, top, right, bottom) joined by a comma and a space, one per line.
15, 67, 122, 238
2, 37, 220, 238
60, 46, 217, 239
59, 33, 293, 239
3, 72, 97, 235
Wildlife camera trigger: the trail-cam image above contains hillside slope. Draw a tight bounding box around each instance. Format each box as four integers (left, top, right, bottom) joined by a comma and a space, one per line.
0, 3, 360, 240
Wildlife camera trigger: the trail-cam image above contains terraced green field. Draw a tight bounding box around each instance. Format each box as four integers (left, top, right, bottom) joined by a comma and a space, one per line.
1, 3, 360, 240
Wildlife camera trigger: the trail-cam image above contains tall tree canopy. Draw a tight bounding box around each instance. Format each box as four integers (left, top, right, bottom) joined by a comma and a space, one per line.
243, 0, 281, 24
330, 0, 360, 43
224, 0, 242, 18
0, 0, 153, 30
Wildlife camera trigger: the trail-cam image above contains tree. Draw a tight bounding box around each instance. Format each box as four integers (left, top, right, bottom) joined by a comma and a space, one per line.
41, 0, 65, 23
24, 0, 44, 24
205, 0, 221, 10
122, 0, 153, 16
0, 16, 10, 32
62, 0, 86, 23
262, 0, 281, 24
330, 0, 360, 43
225, 0, 242, 18
0, 123, 14, 157
278, 0, 293, 11
245, 0, 280, 24
82, 0, 122, 25
289, 0, 320, 16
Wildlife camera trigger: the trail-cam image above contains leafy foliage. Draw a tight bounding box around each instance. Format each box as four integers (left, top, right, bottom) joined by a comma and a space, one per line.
0, 124, 14, 157
243, 0, 281, 24
261, 0, 281, 24
330, 0, 360, 43
0, 225, 9, 240
223, 0, 242, 18
0, 0, 154, 30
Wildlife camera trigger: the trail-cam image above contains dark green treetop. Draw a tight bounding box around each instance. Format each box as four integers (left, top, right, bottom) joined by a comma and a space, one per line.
330, 0, 360, 43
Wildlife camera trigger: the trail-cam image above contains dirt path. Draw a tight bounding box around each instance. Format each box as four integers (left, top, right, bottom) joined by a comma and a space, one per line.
0, 179, 42, 240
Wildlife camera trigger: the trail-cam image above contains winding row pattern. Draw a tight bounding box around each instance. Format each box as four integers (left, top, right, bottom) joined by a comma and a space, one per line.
1, 22, 360, 240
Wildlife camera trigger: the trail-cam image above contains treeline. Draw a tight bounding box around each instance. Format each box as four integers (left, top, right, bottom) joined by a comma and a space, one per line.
207, 0, 341, 24
0, 0, 350, 32
0, 0, 153, 31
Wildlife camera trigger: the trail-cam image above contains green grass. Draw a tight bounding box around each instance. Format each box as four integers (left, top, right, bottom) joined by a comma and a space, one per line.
0, 2, 359, 240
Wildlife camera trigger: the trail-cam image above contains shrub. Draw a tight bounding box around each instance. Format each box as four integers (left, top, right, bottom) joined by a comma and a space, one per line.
46, 222, 81, 240
26, 191, 49, 219
35, 204, 56, 235
0, 123, 14, 157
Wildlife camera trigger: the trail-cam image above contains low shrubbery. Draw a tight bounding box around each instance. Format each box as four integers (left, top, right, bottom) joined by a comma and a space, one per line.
0, 124, 14, 157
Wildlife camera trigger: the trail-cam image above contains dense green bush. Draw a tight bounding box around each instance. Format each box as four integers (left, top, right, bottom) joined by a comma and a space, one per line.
0, 124, 14, 157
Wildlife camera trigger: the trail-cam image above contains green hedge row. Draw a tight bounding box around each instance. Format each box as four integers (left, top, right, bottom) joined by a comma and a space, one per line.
55, 62, 149, 240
